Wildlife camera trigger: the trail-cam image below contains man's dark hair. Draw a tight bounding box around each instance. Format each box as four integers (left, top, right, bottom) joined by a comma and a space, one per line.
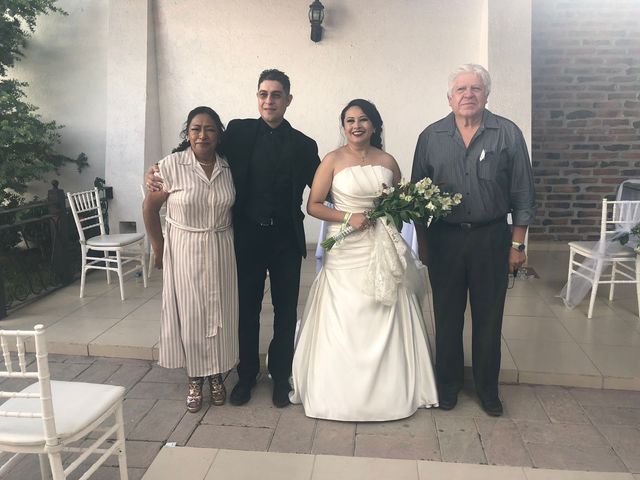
258, 69, 291, 95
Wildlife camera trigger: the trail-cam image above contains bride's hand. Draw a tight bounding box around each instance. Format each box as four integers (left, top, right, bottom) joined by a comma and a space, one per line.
348, 213, 369, 231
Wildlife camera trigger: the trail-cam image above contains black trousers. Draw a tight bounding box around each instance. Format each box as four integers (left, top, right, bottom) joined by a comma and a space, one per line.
234, 218, 302, 383
426, 220, 510, 401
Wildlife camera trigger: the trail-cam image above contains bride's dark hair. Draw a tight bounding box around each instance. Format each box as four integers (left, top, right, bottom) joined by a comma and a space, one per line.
340, 99, 384, 150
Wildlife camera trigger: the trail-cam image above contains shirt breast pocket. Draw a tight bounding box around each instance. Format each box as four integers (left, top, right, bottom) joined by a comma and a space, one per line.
477, 150, 499, 180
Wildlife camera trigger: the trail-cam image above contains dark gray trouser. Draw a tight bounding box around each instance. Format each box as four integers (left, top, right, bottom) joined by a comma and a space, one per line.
426, 220, 510, 401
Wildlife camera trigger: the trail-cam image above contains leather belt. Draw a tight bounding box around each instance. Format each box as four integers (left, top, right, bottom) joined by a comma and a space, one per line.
443, 216, 506, 230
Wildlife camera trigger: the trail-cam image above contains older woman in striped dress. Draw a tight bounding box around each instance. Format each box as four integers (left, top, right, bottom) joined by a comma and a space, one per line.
143, 106, 238, 413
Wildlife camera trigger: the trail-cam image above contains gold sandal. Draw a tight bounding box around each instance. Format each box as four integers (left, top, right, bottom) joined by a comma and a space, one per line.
209, 374, 226, 406
186, 377, 204, 413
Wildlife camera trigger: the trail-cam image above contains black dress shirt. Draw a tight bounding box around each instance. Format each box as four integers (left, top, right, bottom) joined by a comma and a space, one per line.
246, 119, 293, 224
411, 110, 536, 225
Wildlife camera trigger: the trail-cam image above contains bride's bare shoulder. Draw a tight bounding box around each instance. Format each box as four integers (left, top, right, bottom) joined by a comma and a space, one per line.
375, 150, 401, 180
370, 149, 395, 167
324, 146, 350, 161
322, 147, 353, 173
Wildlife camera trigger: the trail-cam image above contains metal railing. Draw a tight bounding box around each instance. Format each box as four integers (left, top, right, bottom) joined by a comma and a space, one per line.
0, 182, 110, 319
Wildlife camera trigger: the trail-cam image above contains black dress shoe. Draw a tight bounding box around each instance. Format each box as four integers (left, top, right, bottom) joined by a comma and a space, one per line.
481, 397, 503, 417
229, 378, 256, 406
272, 380, 291, 408
438, 393, 458, 411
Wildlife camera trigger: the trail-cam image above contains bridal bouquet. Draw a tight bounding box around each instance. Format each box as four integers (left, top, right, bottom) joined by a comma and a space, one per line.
321, 177, 462, 250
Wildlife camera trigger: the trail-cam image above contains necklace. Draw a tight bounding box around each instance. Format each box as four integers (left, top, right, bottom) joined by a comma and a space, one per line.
347, 144, 368, 163
197, 158, 215, 167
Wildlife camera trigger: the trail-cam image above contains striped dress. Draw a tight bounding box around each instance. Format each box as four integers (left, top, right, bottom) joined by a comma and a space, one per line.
157, 148, 238, 377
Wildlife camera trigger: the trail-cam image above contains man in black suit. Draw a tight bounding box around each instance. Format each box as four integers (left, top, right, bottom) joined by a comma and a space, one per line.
145, 69, 319, 408
226, 70, 319, 407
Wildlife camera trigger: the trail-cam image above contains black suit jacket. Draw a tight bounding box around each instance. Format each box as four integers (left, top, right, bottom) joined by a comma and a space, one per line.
223, 118, 320, 257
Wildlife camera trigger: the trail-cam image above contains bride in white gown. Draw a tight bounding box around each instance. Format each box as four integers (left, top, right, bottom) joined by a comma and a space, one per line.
289, 99, 439, 421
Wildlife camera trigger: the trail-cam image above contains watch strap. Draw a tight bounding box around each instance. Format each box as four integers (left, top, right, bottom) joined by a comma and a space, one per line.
511, 241, 525, 252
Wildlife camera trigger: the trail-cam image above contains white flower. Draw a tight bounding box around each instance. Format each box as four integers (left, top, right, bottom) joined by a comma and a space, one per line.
426, 202, 436, 211
399, 193, 413, 202
383, 186, 395, 195
398, 178, 409, 188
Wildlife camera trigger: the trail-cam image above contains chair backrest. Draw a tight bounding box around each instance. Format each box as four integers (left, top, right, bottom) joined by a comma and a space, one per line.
0, 325, 59, 447
67, 188, 107, 244
616, 179, 640, 201
600, 199, 640, 245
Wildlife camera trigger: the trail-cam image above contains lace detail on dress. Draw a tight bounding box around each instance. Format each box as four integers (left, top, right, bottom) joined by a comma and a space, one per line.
363, 220, 409, 305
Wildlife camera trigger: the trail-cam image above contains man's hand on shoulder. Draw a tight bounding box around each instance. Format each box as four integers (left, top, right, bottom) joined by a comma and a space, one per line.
145, 164, 163, 192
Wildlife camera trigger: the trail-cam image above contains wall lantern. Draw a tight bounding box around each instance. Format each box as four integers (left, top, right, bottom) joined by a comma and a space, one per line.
309, 0, 325, 42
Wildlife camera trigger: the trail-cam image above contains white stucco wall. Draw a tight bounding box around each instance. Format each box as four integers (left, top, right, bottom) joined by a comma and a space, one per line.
152, 0, 487, 241
153, 0, 485, 167
105, 0, 160, 234
13, 0, 531, 244
487, 0, 532, 146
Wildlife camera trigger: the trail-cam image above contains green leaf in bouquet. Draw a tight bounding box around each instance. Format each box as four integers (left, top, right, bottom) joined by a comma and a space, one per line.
384, 213, 394, 227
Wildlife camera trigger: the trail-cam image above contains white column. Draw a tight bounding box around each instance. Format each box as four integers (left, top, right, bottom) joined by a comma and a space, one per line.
487, 0, 532, 239
105, 0, 161, 234
486, 0, 532, 145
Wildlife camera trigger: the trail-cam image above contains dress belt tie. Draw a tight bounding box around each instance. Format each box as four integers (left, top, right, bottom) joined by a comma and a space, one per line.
165, 217, 231, 233
165, 216, 231, 338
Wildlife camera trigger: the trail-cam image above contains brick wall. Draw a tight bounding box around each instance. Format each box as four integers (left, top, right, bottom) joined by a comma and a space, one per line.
531, 0, 640, 241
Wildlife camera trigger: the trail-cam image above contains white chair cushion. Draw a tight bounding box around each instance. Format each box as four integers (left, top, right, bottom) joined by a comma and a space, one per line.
569, 240, 636, 258
87, 233, 145, 248
0, 381, 124, 447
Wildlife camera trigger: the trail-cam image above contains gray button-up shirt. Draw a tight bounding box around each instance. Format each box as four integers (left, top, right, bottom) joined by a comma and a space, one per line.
411, 110, 536, 225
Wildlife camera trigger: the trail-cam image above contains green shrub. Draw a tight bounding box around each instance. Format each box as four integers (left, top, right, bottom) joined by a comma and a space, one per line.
0, 0, 87, 206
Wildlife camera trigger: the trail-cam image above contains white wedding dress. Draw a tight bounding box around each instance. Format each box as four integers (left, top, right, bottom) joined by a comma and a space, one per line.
290, 165, 439, 421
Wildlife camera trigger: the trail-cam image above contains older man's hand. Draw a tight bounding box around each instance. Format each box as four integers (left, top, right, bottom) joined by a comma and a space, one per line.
509, 249, 526, 274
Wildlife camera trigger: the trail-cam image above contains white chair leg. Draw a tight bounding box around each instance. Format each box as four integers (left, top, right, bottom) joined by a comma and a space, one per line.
47, 452, 65, 480
636, 257, 640, 318
148, 250, 154, 279
106, 251, 112, 285
115, 404, 129, 480
80, 249, 87, 299
38, 453, 48, 479
140, 242, 148, 289
566, 249, 575, 298
610, 261, 617, 301
116, 251, 125, 301
588, 259, 604, 319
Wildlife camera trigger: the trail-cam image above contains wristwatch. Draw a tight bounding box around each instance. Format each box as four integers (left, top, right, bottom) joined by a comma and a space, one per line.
511, 241, 525, 252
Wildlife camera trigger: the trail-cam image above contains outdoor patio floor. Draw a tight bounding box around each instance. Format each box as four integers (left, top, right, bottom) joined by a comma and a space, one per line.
3, 353, 640, 479
4, 243, 640, 391
2, 242, 640, 479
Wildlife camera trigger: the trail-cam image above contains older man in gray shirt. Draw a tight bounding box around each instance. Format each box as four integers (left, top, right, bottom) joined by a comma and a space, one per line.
411, 64, 535, 416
